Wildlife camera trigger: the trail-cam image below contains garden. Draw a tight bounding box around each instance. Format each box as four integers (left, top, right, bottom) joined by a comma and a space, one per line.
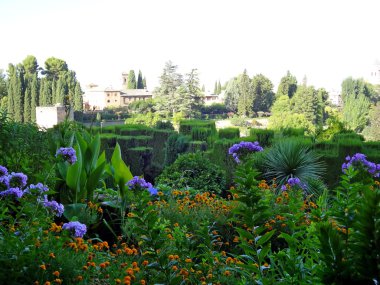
0, 113, 379, 285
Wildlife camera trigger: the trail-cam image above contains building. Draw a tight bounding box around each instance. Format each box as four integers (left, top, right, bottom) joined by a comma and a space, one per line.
36, 104, 73, 129
328, 89, 342, 106
369, 60, 380, 86
83, 79, 153, 111
204, 90, 224, 106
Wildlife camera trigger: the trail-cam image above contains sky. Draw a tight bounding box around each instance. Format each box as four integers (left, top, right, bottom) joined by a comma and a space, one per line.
0, 0, 379, 92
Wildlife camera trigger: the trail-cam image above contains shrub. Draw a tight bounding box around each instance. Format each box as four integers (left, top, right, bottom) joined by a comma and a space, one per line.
249, 129, 274, 147
156, 152, 226, 194
219, 128, 240, 139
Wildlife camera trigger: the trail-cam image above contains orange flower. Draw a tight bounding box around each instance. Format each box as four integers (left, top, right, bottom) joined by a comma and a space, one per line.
53, 279, 62, 284
39, 264, 47, 270
142, 260, 149, 266
44, 282, 51, 285
115, 279, 121, 284
185, 258, 192, 263
49, 252, 56, 259
52, 271, 60, 277
76, 276, 83, 281
172, 265, 178, 271
140, 280, 146, 285
224, 270, 231, 276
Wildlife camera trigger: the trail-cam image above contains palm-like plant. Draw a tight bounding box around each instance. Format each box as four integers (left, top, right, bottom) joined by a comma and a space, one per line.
260, 139, 326, 193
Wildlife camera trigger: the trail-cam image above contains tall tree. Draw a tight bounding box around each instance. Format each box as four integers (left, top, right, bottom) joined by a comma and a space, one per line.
30, 74, 38, 122
217, 80, 222, 94
143, 76, 147, 88
154, 61, 183, 116
179, 69, 204, 117
277, 71, 298, 98
23, 55, 38, 75
137, 70, 144, 89
342, 93, 370, 132
224, 77, 240, 113
237, 69, 252, 117
55, 77, 66, 105
12, 64, 24, 122
214, 81, 218, 94
201, 84, 205, 92
341, 77, 378, 103
7, 64, 16, 119
127, 70, 136, 89
23, 86, 31, 122
74, 82, 83, 111
251, 74, 275, 112
0, 70, 6, 105
44, 57, 68, 80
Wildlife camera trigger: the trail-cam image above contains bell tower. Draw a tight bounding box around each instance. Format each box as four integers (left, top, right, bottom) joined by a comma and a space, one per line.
122, 72, 129, 90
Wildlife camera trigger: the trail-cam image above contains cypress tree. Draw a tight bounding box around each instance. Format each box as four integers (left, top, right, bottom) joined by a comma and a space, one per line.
214, 81, 218, 94
23, 85, 31, 122
30, 74, 38, 122
137, 70, 144, 89
127, 70, 136, 89
143, 76, 147, 88
7, 64, 15, 119
217, 80, 222, 94
13, 66, 24, 122
202, 84, 205, 92
55, 77, 66, 105
74, 82, 83, 111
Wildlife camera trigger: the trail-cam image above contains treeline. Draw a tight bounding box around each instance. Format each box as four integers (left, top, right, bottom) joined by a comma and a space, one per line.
125, 70, 147, 89
0, 55, 83, 123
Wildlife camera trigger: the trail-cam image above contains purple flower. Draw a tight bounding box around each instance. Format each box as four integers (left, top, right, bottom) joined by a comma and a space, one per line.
287, 177, 301, 187
148, 187, 158, 196
6, 172, 28, 189
0, 165, 8, 177
281, 185, 287, 191
24, 183, 49, 196
228, 141, 263, 163
62, 221, 87, 238
127, 176, 152, 190
342, 153, 380, 177
43, 199, 64, 217
0, 187, 24, 199
56, 147, 77, 164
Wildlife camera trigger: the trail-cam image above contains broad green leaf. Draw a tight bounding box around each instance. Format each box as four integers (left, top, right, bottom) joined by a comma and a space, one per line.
256, 229, 275, 246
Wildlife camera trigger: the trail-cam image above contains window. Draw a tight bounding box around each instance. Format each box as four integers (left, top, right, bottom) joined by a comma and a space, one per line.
107, 100, 110, 103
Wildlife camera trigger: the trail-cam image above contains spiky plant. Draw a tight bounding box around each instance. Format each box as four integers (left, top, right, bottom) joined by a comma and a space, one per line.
260, 139, 326, 193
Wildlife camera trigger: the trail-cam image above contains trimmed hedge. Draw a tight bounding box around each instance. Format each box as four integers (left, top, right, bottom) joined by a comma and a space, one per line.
249, 129, 274, 147
219, 128, 240, 140
179, 120, 216, 136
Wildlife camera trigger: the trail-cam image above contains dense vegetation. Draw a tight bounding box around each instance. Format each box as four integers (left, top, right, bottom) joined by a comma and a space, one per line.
0, 110, 380, 284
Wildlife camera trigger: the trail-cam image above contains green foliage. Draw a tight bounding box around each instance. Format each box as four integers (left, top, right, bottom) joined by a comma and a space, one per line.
218, 127, 240, 139
179, 119, 216, 136
317, 167, 380, 283
249, 128, 274, 147
127, 70, 137, 89
137, 70, 144, 89
362, 103, 380, 141
259, 139, 326, 191
57, 132, 107, 204
163, 133, 191, 166
156, 152, 226, 194
276, 70, 298, 98
154, 120, 174, 130
342, 93, 370, 132
251, 73, 275, 113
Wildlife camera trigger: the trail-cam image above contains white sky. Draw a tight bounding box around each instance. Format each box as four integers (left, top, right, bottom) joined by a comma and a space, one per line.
0, 0, 379, 92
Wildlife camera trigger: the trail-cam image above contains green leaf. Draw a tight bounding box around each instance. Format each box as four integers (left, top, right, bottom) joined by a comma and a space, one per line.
256, 230, 275, 246
111, 143, 133, 198
86, 161, 106, 201
63, 203, 87, 221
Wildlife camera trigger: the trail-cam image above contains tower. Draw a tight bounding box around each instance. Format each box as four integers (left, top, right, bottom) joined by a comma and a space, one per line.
121, 72, 129, 90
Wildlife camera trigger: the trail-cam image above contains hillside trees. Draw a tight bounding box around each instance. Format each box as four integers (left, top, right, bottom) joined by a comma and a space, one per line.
276, 70, 298, 98
3, 55, 83, 122
127, 70, 137, 89
341, 77, 377, 132
269, 83, 329, 133
224, 71, 275, 116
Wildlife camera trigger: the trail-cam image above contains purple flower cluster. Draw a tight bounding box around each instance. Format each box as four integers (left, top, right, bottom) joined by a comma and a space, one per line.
228, 141, 263, 163
0, 188, 24, 198
281, 177, 303, 191
126, 176, 158, 195
62, 221, 87, 238
6, 172, 28, 188
24, 183, 49, 195
43, 199, 64, 217
0, 166, 27, 199
342, 153, 380, 177
56, 147, 77, 164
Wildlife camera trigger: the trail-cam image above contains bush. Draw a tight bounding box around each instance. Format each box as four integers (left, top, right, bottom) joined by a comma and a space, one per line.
156, 152, 226, 194
219, 128, 240, 139
250, 129, 274, 147
154, 120, 174, 130
179, 119, 216, 136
